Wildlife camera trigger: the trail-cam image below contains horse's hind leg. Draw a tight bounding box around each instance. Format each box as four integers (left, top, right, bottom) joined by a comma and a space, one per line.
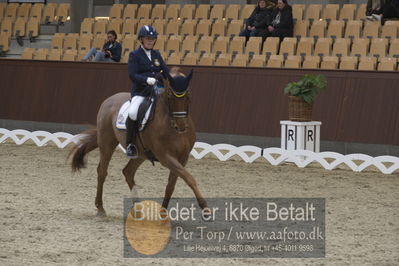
123, 158, 145, 191
95, 141, 118, 216
160, 155, 208, 210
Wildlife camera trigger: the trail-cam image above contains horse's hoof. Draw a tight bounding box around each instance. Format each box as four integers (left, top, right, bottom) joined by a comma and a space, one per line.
96, 209, 107, 217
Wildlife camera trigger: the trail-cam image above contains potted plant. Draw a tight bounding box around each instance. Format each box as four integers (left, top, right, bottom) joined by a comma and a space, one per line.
284, 74, 327, 121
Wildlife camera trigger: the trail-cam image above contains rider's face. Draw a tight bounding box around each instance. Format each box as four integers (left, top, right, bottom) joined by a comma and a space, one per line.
142, 37, 156, 50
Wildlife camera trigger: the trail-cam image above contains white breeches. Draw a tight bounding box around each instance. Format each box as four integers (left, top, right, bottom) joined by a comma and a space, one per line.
128, 96, 145, 120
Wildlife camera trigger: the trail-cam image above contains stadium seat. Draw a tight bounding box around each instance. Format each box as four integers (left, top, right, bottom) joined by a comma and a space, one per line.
137, 4, 151, 19
167, 52, 182, 64
153, 19, 166, 35
151, 4, 166, 19
292, 4, 304, 21
314, 37, 332, 56
351, 38, 369, 57
309, 20, 327, 39
294, 20, 309, 38
0, 3, 6, 21
48, 49, 62, 61
198, 53, 216, 65
211, 19, 226, 36
80, 18, 94, 35
181, 35, 198, 53
279, 37, 297, 56
381, 24, 398, 39
240, 5, 256, 20
0, 33, 10, 52
284, 55, 302, 68
94, 19, 108, 35
108, 19, 123, 35
263, 37, 280, 56
181, 19, 197, 36
302, 55, 320, 69
320, 56, 339, 69
339, 56, 358, 70
122, 35, 136, 54
213, 36, 229, 54
27, 17, 40, 38
56, 3, 70, 23
42, 3, 57, 23
109, 4, 123, 19
345, 20, 362, 39
153, 35, 166, 52
305, 4, 322, 21
321, 4, 339, 21
296, 37, 314, 57
166, 35, 183, 53
196, 19, 212, 36
231, 54, 247, 66
332, 38, 350, 57
33, 48, 48, 60
378, 57, 397, 71
227, 20, 243, 36
51, 33, 65, 50
229, 36, 245, 54
249, 54, 267, 67
14, 18, 26, 38
122, 19, 137, 36
21, 48, 35, 59
327, 20, 344, 39
355, 4, 367, 20
182, 52, 200, 65
267, 55, 284, 68
214, 53, 232, 66
64, 34, 78, 50
225, 5, 240, 20
358, 56, 377, 70
166, 20, 179, 36
62, 49, 77, 61
180, 4, 195, 20
339, 4, 356, 21
369, 38, 388, 58
5, 3, 18, 20
363, 21, 380, 39
123, 4, 138, 20
210, 4, 225, 20
30, 3, 44, 22
78, 34, 92, 53
195, 4, 210, 20
17, 3, 31, 21
197, 36, 213, 53
1, 18, 13, 38
245, 37, 262, 55
93, 34, 107, 49
389, 38, 399, 58
165, 4, 180, 20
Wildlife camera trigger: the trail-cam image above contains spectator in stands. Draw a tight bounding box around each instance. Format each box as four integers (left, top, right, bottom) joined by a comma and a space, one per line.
125, 25, 169, 158
366, 0, 399, 21
266, 0, 294, 41
239, 0, 276, 40
82, 30, 121, 62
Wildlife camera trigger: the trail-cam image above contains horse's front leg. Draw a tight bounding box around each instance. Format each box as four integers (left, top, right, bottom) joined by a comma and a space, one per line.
162, 171, 178, 209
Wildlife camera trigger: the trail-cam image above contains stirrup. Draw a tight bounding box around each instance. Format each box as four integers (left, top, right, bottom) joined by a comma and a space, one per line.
126, 144, 138, 159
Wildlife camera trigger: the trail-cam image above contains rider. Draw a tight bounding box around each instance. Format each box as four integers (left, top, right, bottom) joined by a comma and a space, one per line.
126, 25, 169, 158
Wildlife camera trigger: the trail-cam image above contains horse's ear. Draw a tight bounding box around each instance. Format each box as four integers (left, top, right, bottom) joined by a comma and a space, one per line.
186, 69, 194, 82
165, 71, 175, 86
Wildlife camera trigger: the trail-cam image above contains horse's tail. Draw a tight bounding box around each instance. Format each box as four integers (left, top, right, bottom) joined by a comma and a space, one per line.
69, 129, 98, 172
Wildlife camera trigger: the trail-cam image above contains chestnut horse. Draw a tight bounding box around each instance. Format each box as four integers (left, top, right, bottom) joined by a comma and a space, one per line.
70, 68, 208, 215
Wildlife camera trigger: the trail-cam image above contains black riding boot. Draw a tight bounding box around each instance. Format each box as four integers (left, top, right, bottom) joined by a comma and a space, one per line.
126, 117, 138, 158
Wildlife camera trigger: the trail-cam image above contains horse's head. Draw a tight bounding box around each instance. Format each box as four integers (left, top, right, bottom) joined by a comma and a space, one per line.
162, 67, 193, 133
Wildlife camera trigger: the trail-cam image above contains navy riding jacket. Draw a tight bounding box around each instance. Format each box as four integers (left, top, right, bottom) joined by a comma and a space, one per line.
128, 47, 169, 97
102, 41, 122, 62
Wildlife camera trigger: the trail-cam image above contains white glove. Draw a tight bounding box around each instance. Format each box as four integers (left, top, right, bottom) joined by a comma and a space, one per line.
146, 77, 156, 86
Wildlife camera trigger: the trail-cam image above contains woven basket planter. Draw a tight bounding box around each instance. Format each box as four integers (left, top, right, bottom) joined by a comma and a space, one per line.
288, 96, 313, 121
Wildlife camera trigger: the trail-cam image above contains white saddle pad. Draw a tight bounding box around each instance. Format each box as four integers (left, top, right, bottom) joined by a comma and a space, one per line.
116, 100, 154, 131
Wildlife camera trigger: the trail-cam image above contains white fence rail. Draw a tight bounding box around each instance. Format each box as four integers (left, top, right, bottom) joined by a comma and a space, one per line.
1, 128, 398, 175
